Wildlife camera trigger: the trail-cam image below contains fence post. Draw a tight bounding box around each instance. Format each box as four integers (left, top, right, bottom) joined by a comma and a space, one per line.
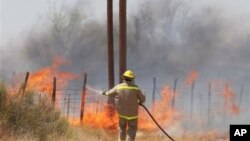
63, 97, 67, 117
52, 77, 56, 108
96, 95, 100, 114
190, 80, 195, 119
223, 83, 229, 123
152, 77, 156, 108
238, 84, 244, 110
38, 93, 42, 102
73, 90, 77, 122
80, 73, 87, 122
199, 93, 203, 119
67, 94, 70, 119
171, 78, 178, 110
207, 83, 211, 125
22, 72, 30, 95
100, 96, 104, 111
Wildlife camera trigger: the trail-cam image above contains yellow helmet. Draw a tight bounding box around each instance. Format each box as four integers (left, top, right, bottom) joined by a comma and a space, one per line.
122, 70, 135, 80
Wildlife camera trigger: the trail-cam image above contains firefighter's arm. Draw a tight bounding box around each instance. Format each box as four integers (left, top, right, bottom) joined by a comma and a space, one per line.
103, 87, 117, 97
137, 89, 145, 104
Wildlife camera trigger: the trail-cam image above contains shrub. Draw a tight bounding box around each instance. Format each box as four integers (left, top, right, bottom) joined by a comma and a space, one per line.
0, 83, 69, 141
0, 82, 7, 111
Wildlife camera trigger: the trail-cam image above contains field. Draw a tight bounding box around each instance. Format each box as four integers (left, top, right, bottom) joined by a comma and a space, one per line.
0, 79, 231, 141
0, 126, 229, 141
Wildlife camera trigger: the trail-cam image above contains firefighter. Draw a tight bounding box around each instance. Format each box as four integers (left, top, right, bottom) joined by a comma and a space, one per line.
103, 70, 145, 141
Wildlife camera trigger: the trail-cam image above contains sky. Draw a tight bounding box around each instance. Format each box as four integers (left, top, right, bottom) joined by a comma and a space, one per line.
0, 0, 249, 48
0, 0, 144, 48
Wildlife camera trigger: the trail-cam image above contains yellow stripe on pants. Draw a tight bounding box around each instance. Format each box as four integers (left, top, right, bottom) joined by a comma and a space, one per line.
119, 115, 138, 120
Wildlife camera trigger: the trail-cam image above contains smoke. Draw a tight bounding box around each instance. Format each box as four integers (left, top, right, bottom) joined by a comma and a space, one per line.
126, 1, 250, 86
16, 3, 108, 87
1, 0, 249, 136
1, 0, 249, 86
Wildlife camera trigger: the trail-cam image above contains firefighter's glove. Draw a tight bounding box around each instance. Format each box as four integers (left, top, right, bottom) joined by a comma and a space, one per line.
102, 90, 108, 95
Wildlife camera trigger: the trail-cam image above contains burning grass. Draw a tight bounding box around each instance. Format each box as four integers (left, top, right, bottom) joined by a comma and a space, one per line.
26, 57, 78, 93
0, 81, 230, 141
1, 63, 236, 141
139, 86, 179, 131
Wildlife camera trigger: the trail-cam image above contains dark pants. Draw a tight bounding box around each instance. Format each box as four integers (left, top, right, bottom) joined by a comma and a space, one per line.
119, 117, 138, 141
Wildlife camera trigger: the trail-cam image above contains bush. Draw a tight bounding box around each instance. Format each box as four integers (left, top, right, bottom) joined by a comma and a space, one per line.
0, 83, 7, 111
0, 83, 69, 141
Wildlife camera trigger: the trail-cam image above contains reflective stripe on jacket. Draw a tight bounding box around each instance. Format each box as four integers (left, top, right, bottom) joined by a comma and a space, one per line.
105, 81, 145, 120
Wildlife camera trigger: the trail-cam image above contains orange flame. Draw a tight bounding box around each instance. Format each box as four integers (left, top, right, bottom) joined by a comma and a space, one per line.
221, 84, 239, 115
82, 105, 118, 132
139, 86, 179, 131
68, 101, 118, 132
185, 71, 198, 86
27, 57, 78, 93
69, 86, 179, 132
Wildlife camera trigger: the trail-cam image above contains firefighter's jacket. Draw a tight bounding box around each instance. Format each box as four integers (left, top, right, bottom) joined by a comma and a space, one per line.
105, 81, 145, 120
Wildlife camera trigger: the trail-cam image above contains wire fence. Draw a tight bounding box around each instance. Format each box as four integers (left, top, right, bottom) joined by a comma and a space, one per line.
32, 83, 249, 125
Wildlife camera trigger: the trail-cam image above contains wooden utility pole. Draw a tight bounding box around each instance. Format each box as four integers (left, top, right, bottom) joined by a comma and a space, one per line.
80, 73, 87, 122
107, 0, 115, 89
22, 72, 30, 95
119, 0, 127, 83
52, 77, 56, 107
107, 0, 116, 107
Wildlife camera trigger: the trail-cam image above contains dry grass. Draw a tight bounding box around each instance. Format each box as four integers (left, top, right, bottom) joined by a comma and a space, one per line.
0, 124, 229, 141
0, 83, 229, 141
52, 126, 228, 141
0, 83, 69, 141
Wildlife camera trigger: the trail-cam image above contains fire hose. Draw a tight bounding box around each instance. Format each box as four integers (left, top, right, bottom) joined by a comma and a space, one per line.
138, 103, 175, 141
86, 87, 175, 141
108, 98, 176, 140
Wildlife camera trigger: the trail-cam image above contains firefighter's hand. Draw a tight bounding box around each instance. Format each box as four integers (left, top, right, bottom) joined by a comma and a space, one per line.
102, 91, 107, 95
